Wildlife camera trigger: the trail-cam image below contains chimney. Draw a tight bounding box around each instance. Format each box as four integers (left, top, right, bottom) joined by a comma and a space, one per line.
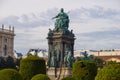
2, 24, 4, 30
12, 26, 14, 32
9, 25, 11, 31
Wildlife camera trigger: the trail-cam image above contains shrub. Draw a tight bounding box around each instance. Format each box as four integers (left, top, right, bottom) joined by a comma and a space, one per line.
6, 56, 16, 69
0, 69, 23, 80
94, 57, 104, 69
72, 60, 97, 80
31, 74, 50, 80
95, 64, 120, 80
61, 76, 75, 80
19, 56, 46, 80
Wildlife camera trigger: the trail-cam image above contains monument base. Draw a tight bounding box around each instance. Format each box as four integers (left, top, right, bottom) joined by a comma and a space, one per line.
47, 67, 72, 80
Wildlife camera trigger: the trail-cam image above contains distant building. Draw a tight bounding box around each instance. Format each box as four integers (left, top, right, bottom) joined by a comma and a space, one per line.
14, 50, 23, 59
74, 49, 120, 62
27, 49, 48, 63
27, 49, 48, 58
0, 25, 15, 57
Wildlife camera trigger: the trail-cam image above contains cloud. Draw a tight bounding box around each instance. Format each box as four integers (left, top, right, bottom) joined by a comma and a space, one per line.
0, 8, 59, 28
75, 29, 120, 50
69, 6, 120, 23
0, 6, 120, 54
14, 27, 49, 54
1, 6, 120, 28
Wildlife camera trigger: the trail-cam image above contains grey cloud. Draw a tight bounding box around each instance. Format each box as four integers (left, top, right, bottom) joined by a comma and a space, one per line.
75, 29, 120, 50
0, 16, 20, 26
14, 32, 48, 54
80, 29, 120, 40
0, 7, 120, 28
0, 8, 58, 28
69, 6, 120, 23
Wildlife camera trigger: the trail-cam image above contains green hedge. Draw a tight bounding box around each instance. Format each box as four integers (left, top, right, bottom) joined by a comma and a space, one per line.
72, 60, 97, 80
31, 74, 50, 80
0, 69, 23, 80
61, 76, 75, 80
19, 56, 46, 80
95, 64, 120, 80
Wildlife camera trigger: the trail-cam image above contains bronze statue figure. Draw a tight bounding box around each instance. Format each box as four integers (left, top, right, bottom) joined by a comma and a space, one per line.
52, 8, 69, 31
64, 49, 75, 68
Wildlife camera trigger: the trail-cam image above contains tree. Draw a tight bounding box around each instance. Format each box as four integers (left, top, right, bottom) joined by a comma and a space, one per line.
0, 69, 23, 80
94, 57, 104, 69
95, 64, 120, 80
6, 56, 16, 69
15, 58, 21, 70
61, 76, 75, 80
31, 74, 50, 80
0, 57, 6, 69
19, 56, 46, 80
72, 60, 97, 80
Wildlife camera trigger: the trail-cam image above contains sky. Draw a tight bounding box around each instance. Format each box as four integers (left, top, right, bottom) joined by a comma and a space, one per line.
0, 0, 120, 55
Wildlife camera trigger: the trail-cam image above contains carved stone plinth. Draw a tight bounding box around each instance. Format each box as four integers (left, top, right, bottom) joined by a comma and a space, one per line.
47, 29, 75, 68
47, 68, 72, 80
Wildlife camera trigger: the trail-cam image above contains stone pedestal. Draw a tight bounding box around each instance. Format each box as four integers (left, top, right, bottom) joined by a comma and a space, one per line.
47, 29, 75, 80
47, 68, 72, 80
47, 30, 75, 67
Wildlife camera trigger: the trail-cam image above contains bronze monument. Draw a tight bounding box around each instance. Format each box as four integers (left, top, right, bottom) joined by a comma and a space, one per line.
47, 8, 75, 80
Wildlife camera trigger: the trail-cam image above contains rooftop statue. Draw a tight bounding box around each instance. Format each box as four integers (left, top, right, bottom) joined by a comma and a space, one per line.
52, 8, 69, 31
80, 51, 94, 61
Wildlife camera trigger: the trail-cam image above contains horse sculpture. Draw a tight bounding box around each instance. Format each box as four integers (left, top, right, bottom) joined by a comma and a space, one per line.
80, 51, 94, 61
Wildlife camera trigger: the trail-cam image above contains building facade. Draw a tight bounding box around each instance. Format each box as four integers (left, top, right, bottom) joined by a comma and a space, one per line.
0, 25, 15, 57
74, 50, 120, 62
